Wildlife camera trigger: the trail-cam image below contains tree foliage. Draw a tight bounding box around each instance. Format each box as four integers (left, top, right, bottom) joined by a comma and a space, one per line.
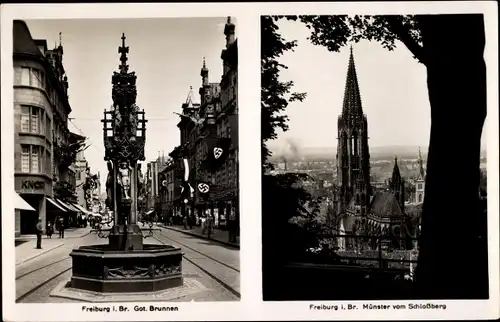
261, 16, 306, 171
299, 15, 425, 63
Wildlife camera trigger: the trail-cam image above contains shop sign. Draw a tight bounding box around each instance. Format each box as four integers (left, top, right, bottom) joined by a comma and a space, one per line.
21, 180, 45, 190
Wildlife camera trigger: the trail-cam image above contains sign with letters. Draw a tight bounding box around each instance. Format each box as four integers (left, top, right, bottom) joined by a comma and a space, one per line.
21, 180, 45, 190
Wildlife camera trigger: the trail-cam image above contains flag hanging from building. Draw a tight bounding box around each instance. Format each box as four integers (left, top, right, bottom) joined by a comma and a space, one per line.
201, 136, 231, 171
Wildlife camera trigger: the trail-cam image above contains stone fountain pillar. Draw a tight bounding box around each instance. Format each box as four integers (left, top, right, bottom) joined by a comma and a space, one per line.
67, 33, 183, 294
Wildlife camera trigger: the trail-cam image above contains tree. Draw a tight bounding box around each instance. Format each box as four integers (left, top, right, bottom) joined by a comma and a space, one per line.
261, 16, 312, 280
261, 16, 306, 171
298, 14, 487, 299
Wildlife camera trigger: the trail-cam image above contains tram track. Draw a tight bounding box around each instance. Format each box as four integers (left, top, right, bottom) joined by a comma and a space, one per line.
153, 230, 240, 299
16, 262, 72, 302
16, 257, 71, 280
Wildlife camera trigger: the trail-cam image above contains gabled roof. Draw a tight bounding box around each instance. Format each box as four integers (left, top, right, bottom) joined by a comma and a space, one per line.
369, 191, 403, 218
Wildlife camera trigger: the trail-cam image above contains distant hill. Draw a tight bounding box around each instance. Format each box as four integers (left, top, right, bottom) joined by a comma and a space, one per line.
269, 144, 487, 161
270, 145, 429, 160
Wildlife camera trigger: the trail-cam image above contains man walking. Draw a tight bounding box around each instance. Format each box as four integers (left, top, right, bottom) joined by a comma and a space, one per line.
59, 217, 65, 239
36, 218, 43, 249
228, 208, 237, 244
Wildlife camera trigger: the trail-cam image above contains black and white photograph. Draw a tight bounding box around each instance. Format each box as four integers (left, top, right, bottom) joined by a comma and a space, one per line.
1, 2, 498, 322
9, 16, 239, 304
261, 14, 490, 301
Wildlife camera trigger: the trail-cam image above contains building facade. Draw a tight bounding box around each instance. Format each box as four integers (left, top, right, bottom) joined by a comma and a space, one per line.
13, 20, 84, 235
166, 17, 238, 230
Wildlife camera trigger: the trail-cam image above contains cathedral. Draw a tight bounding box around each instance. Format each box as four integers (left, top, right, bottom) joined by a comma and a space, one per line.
332, 48, 410, 251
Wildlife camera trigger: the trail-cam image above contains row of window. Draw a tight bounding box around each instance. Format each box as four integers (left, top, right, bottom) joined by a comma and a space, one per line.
18, 67, 46, 90
20, 144, 51, 175
14, 67, 69, 143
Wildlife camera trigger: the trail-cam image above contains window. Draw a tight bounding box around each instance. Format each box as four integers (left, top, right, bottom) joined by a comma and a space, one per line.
30, 69, 41, 88
30, 107, 39, 133
19, 67, 45, 89
76, 170, 81, 181
31, 146, 40, 173
20, 67, 30, 85
417, 183, 423, 190
21, 146, 30, 172
46, 152, 51, 175
21, 106, 30, 132
20, 106, 45, 135
45, 115, 51, 140
20, 145, 45, 174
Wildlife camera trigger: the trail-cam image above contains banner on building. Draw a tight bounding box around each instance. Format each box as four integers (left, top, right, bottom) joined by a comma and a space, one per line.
201, 136, 231, 171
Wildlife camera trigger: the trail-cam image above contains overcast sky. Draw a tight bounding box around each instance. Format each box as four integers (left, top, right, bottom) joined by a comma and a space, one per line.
25, 17, 231, 188
267, 18, 487, 156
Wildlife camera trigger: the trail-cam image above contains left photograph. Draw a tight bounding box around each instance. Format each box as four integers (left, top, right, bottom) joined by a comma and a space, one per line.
13, 17, 239, 303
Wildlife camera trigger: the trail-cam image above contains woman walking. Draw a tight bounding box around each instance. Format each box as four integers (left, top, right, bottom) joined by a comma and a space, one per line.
46, 221, 53, 238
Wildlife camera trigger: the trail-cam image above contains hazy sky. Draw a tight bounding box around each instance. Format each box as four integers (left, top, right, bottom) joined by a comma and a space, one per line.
267, 18, 488, 155
25, 17, 231, 188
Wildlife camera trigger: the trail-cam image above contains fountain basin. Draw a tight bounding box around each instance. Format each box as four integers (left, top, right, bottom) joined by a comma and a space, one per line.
70, 244, 183, 293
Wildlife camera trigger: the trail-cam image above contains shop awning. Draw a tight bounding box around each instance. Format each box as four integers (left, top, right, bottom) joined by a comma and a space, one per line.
71, 203, 91, 215
46, 197, 67, 212
15, 193, 35, 211
145, 209, 155, 215
56, 199, 79, 213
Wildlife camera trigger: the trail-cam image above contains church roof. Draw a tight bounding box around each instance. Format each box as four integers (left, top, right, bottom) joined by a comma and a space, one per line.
341, 46, 364, 118
369, 191, 403, 218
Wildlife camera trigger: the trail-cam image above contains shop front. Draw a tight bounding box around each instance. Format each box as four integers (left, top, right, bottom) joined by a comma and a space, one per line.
15, 175, 52, 235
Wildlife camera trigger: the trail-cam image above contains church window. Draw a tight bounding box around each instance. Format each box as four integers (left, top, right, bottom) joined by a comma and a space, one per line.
418, 193, 423, 203
417, 183, 423, 190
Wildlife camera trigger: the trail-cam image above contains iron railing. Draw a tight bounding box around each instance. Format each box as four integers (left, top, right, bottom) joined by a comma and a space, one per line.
308, 233, 419, 272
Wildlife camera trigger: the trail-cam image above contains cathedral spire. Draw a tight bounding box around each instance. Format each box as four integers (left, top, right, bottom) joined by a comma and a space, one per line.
391, 156, 402, 185
342, 46, 363, 118
416, 147, 425, 180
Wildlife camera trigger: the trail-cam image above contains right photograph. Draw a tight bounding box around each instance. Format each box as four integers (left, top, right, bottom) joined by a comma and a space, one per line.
261, 15, 488, 301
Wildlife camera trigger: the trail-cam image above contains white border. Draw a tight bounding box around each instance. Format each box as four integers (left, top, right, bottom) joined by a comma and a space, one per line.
1, 2, 498, 321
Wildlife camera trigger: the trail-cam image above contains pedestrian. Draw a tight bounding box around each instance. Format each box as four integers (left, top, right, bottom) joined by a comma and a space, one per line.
36, 218, 43, 249
201, 215, 207, 234
46, 221, 53, 238
228, 209, 237, 243
59, 217, 65, 238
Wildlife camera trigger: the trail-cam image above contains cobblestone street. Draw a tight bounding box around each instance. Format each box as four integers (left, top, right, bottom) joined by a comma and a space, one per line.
15, 226, 240, 303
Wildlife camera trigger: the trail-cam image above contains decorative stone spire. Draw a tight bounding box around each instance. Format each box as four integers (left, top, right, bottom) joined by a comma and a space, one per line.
200, 57, 209, 85
342, 46, 363, 118
224, 16, 236, 47
118, 33, 129, 73
185, 86, 194, 108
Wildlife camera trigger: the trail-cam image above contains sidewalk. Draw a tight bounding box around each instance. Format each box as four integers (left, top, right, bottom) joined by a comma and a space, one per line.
15, 238, 64, 266
15, 227, 91, 266
158, 224, 240, 249
15, 226, 92, 240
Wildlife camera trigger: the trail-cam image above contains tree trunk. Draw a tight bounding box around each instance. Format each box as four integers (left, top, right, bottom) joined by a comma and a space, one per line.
415, 14, 488, 299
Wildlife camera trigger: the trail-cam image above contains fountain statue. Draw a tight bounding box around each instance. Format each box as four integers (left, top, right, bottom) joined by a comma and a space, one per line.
66, 34, 184, 294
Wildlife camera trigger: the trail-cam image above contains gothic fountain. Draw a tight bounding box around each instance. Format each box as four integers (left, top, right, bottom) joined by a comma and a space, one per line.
51, 34, 190, 301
